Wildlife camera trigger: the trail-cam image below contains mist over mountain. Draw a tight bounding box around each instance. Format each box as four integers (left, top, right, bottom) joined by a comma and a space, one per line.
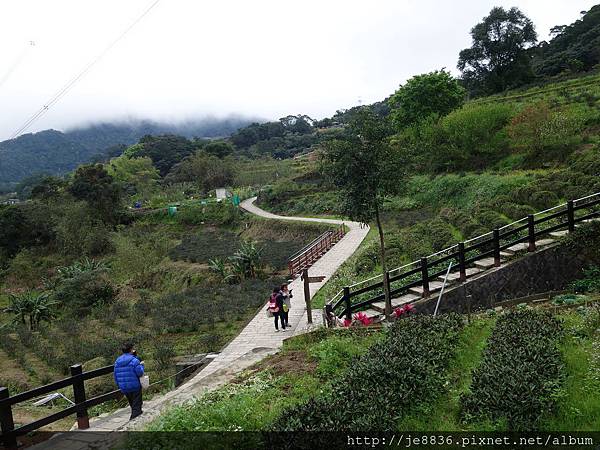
0, 116, 259, 185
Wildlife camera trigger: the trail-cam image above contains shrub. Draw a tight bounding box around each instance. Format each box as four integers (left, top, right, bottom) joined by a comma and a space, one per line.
461, 310, 563, 430
273, 314, 463, 431
152, 339, 176, 371
53, 270, 116, 313
495, 202, 536, 220
569, 145, 600, 177
508, 101, 585, 162
513, 185, 560, 210
55, 202, 114, 257
569, 266, 600, 293
436, 103, 514, 171
473, 208, 510, 229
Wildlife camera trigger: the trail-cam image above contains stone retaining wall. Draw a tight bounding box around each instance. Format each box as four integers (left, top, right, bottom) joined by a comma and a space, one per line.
416, 223, 600, 314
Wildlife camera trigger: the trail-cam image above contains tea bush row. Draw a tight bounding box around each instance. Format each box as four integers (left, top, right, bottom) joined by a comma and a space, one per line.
461, 310, 564, 430
272, 314, 463, 431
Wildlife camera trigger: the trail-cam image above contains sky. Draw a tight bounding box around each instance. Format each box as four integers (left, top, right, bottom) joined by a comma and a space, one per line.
0, 0, 596, 141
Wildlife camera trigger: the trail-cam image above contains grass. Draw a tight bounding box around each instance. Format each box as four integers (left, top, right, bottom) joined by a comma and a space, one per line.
143, 328, 381, 432
397, 317, 495, 430
540, 310, 600, 430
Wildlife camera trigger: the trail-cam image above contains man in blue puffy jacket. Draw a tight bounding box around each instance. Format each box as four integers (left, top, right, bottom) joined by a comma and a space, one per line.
114, 342, 144, 420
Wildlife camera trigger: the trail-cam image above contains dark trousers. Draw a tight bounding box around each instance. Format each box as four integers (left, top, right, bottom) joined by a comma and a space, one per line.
274, 312, 285, 330
124, 389, 143, 419
281, 310, 289, 327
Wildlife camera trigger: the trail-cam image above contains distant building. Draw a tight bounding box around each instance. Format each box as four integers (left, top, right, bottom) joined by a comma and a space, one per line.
215, 188, 229, 200
2, 198, 20, 205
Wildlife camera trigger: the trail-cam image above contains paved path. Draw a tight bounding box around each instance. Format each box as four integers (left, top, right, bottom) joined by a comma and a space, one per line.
32, 198, 369, 449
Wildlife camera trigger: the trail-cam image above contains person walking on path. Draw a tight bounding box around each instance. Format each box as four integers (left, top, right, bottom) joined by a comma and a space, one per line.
280, 283, 292, 328
114, 342, 145, 420
268, 287, 286, 332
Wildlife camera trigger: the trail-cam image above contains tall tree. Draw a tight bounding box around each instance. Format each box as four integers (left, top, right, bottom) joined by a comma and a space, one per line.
165, 151, 235, 192
125, 134, 197, 176
106, 156, 159, 199
69, 164, 122, 225
322, 108, 404, 318
458, 7, 537, 95
389, 69, 466, 128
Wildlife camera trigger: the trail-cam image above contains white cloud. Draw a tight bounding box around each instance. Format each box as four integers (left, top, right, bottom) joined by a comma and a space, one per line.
0, 0, 595, 140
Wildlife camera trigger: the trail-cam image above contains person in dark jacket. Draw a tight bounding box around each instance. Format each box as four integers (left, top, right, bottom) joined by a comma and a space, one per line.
114, 342, 144, 420
268, 287, 286, 332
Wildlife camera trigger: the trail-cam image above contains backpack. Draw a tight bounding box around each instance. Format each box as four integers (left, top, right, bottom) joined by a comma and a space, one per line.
268, 294, 279, 313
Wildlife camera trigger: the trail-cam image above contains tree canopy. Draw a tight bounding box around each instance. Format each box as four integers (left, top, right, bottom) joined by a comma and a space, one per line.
69, 164, 122, 225
165, 151, 235, 192
322, 108, 405, 316
533, 6, 600, 76
389, 69, 466, 128
458, 7, 537, 95
125, 134, 198, 176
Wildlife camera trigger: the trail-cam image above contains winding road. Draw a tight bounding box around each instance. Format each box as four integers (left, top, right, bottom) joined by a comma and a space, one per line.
33, 198, 369, 448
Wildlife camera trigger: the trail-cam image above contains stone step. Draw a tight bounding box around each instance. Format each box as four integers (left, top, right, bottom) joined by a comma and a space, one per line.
409, 280, 445, 297
536, 238, 555, 247
503, 242, 529, 255
438, 267, 482, 282
550, 230, 569, 238
371, 293, 420, 313
474, 257, 500, 269
363, 308, 382, 319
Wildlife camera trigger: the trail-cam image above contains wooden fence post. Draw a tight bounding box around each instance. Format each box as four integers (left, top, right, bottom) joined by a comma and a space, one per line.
0, 387, 17, 450
384, 271, 392, 316
70, 364, 89, 430
302, 269, 313, 324
567, 200, 575, 232
458, 242, 467, 282
527, 214, 536, 252
343, 286, 352, 322
493, 228, 501, 267
420, 257, 430, 298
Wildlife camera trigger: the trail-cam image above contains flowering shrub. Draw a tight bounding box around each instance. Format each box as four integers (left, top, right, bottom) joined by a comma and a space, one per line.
393, 303, 415, 318
342, 312, 373, 327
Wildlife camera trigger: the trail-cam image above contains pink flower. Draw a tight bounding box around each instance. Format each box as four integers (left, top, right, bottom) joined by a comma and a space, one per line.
353, 312, 373, 326
343, 319, 352, 327
394, 306, 406, 317
394, 303, 415, 318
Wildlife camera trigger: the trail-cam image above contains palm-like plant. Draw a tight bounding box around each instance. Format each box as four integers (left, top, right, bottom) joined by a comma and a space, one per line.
4, 294, 29, 326
57, 257, 108, 280
229, 240, 263, 279
4, 292, 58, 331
208, 258, 234, 284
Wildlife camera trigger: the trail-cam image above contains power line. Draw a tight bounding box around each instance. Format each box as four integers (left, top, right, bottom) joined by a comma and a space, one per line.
9, 0, 160, 140
0, 41, 35, 90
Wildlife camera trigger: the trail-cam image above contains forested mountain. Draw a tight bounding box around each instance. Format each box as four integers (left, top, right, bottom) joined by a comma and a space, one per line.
533, 5, 600, 77
0, 117, 256, 184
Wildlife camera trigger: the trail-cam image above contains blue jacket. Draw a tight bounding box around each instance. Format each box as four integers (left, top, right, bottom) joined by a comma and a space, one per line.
114, 353, 144, 393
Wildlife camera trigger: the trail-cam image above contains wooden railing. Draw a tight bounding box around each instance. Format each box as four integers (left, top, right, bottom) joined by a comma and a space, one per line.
0, 364, 119, 449
288, 225, 346, 277
325, 192, 600, 322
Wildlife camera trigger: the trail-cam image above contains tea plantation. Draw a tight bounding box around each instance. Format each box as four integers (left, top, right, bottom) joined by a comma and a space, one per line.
141, 301, 600, 434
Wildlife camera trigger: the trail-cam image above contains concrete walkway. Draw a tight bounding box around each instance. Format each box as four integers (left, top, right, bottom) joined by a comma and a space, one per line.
32, 198, 369, 449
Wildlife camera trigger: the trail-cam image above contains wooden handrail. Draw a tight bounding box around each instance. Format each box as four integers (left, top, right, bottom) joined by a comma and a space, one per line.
0, 364, 116, 448
288, 225, 346, 277
327, 191, 600, 321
